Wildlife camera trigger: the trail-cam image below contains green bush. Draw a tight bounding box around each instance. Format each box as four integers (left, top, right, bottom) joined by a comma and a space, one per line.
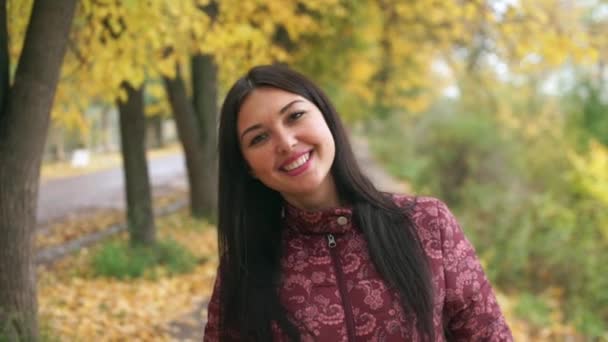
155, 239, 199, 274
368, 107, 608, 337
514, 293, 552, 327
92, 239, 198, 280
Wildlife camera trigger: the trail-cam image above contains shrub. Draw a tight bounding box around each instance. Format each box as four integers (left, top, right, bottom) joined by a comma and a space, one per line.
369, 108, 608, 337
92, 239, 198, 279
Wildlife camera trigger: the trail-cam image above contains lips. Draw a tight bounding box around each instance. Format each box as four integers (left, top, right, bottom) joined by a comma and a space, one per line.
279, 150, 313, 173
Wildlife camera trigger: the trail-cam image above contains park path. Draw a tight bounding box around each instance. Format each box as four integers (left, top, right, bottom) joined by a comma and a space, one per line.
351, 137, 409, 193
37, 154, 187, 226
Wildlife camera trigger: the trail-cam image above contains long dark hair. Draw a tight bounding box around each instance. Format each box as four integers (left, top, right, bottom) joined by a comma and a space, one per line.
217, 64, 434, 341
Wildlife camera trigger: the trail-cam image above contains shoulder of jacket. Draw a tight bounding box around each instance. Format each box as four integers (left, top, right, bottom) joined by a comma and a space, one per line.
389, 193, 447, 214
392, 194, 454, 236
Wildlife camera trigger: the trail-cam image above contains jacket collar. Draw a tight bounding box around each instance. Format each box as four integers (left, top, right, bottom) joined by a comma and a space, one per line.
283, 200, 354, 235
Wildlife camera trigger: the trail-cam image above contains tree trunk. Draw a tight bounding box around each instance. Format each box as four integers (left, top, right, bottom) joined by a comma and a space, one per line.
191, 54, 218, 219
153, 116, 164, 148
99, 105, 112, 153
146, 115, 164, 149
163, 62, 207, 218
0, 0, 77, 340
117, 82, 156, 246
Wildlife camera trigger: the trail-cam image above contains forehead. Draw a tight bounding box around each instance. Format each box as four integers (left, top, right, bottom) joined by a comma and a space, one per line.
237, 87, 306, 126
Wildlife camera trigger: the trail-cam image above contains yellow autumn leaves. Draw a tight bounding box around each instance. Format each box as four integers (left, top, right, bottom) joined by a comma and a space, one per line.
7, 0, 602, 133
38, 210, 219, 341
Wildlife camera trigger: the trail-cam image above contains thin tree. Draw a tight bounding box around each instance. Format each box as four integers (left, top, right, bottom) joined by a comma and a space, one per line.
189, 0, 219, 220
191, 54, 218, 220
117, 81, 156, 246
163, 62, 208, 218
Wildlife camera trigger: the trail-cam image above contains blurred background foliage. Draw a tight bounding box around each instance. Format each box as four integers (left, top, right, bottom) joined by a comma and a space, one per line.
367, 14, 608, 336
7, 0, 607, 339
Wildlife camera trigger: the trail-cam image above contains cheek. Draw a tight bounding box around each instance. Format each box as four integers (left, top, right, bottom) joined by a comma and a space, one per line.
325, 135, 336, 164
243, 148, 274, 174
308, 116, 334, 143
318, 125, 336, 157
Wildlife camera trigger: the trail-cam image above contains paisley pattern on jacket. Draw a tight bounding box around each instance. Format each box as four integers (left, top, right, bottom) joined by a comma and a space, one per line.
204, 196, 513, 341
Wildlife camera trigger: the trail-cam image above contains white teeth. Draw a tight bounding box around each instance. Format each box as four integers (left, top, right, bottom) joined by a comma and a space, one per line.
283, 152, 310, 171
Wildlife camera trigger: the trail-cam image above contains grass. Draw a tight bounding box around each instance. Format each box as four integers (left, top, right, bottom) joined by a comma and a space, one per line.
92, 239, 200, 280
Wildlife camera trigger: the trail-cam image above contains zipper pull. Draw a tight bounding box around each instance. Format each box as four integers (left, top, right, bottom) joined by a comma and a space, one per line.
327, 234, 337, 248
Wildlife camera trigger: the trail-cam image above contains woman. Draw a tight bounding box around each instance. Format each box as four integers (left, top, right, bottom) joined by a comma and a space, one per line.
204, 64, 512, 341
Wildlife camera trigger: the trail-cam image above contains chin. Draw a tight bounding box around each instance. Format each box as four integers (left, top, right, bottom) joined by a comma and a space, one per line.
291, 183, 326, 196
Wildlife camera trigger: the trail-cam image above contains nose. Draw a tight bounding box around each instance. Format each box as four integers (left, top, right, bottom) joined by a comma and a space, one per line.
275, 129, 297, 154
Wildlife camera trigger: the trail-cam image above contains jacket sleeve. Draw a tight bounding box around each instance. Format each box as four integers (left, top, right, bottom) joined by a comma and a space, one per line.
203, 268, 222, 341
436, 200, 513, 341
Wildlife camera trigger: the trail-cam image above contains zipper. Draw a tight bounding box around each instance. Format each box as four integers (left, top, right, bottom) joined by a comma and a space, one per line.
327, 233, 356, 341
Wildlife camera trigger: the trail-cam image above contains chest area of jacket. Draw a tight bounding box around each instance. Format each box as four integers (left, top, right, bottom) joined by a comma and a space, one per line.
278, 231, 415, 339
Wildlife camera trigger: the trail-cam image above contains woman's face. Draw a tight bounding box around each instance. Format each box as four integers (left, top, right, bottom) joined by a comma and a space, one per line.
237, 87, 338, 210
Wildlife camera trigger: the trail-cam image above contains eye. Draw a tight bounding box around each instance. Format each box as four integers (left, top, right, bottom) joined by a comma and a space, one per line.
249, 132, 268, 146
288, 111, 305, 122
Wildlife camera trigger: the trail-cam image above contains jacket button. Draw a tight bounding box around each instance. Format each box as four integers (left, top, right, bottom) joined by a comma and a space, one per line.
337, 216, 348, 225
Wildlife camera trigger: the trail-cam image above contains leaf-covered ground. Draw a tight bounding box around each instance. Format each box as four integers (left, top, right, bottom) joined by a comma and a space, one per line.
37, 210, 218, 341
36, 190, 186, 252
36, 207, 587, 341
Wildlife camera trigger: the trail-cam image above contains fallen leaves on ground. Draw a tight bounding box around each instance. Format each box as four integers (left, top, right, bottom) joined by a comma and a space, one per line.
36, 209, 124, 250
38, 210, 218, 341
36, 205, 583, 341
36, 190, 187, 251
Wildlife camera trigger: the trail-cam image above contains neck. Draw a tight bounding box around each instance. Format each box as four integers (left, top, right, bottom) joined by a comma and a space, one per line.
282, 177, 341, 211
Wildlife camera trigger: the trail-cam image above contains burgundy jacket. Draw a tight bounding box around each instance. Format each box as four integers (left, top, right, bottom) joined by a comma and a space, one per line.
204, 195, 513, 341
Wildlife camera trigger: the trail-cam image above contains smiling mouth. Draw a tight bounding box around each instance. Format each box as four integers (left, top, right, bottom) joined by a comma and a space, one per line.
281, 151, 312, 172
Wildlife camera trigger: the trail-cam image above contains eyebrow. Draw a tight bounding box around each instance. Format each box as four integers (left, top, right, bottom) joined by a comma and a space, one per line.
239, 99, 304, 141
